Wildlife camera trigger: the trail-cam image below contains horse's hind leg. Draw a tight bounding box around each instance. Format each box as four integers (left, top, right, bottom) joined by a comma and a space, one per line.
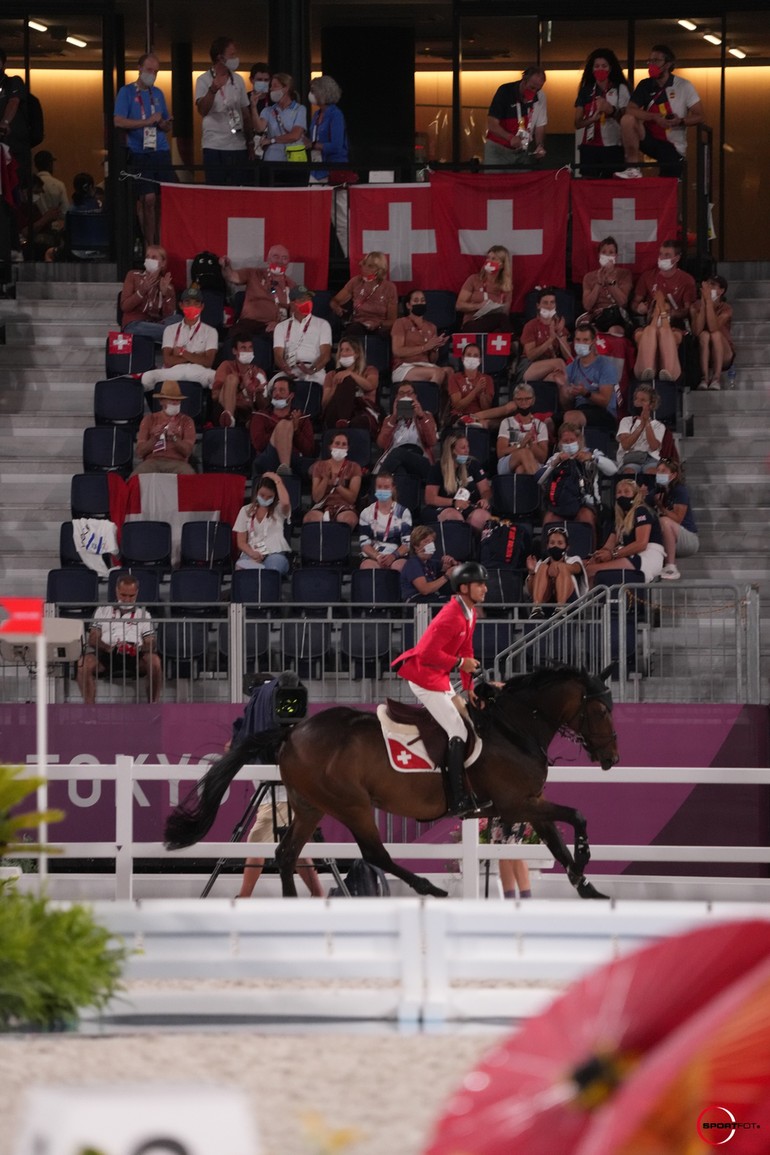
526, 799, 608, 900
274, 800, 323, 898
349, 807, 448, 898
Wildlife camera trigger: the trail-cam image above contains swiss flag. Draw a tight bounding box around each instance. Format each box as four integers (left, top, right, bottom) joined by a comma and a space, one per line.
452, 332, 477, 357
430, 170, 570, 311
108, 331, 133, 355
0, 598, 44, 636
386, 737, 433, 772
570, 178, 679, 281
595, 332, 636, 418
348, 184, 437, 292
159, 184, 334, 290
485, 332, 512, 357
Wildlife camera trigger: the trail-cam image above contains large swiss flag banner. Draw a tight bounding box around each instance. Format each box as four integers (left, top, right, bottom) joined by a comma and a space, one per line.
348, 184, 436, 293
160, 184, 333, 290
110, 474, 246, 564
429, 170, 571, 311
571, 178, 679, 282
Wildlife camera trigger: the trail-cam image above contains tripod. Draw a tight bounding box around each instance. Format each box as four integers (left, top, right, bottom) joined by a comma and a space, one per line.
200, 781, 349, 897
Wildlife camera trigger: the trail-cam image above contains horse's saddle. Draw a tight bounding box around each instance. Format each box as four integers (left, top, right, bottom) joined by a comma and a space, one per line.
376, 698, 481, 774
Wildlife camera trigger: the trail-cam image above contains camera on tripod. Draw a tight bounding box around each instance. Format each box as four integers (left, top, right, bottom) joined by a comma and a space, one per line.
242, 672, 308, 725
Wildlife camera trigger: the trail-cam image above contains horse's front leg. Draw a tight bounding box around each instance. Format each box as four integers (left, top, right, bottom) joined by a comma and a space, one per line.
348, 806, 448, 898
274, 800, 322, 898
525, 798, 609, 900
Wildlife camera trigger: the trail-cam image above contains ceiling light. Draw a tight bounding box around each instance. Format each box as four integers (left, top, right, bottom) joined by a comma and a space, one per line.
728, 47, 747, 59
703, 34, 722, 46
66, 35, 87, 47
28, 20, 48, 32
678, 20, 697, 32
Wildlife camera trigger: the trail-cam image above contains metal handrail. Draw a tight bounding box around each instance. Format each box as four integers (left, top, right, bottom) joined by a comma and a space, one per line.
491, 586, 611, 680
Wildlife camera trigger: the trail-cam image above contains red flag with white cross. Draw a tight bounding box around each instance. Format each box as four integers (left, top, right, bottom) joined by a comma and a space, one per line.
570, 178, 679, 281
108, 331, 133, 355
348, 184, 437, 293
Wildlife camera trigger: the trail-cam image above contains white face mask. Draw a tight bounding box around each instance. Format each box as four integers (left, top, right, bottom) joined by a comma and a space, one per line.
253, 80, 269, 94
163, 403, 181, 416
574, 342, 592, 358
308, 91, 318, 105
560, 441, 579, 456
463, 356, 481, 371
139, 71, 156, 88
224, 56, 240, 72
422, 541, 436, 557
270, 87, 285, 103
331, 447, 348, 461
272, 397, 289, 409
540, 307, 556, 320
710, 289, 719, 302
237, 351, 254, 364
658, 257, 674, 272
339, 355, 355, 368
598, 253, 615, 267
144, 257, 160, 274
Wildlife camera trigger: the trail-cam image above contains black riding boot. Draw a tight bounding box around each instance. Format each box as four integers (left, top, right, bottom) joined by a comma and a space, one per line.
444, 737, 478, 817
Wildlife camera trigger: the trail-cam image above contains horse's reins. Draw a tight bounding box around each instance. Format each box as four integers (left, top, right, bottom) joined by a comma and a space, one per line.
555, 688, 617, 757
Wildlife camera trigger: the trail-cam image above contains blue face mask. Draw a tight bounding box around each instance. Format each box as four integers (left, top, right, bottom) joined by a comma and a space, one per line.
256, 494, 274, 507
655, 474, 670, 488
455, 454, 469, 465
561, 442, 579, 456
375, 489, 392, 502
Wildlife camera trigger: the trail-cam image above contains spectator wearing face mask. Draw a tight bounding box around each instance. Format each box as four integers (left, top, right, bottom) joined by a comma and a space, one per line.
560, 321, 619, 432
212, 335, 269, 428
321, 337, 380, 433
485, 66, 547, 167
644, 457, 698, 581
141, 285, 218, 390
120, 244, 180, 342
375, 383, 439, 482
195, 37, 254, 185
305, 75, 348, 176
444, 343, 493, 427
586, 477, 664, 584
222, 242, 295, 339
616, 384, 665, 473
399, 525, 454, 604
631, 239, 696, 382
574, 49, 630, 178
391, 289, 450, 390
496, 384, 549, 475
305, 432, 362, 530
615, 45, 703, 181
331, 251, 398, 337
272, 286, 332, 386
248, 62, 271, 131
425, 432, 492, 534
250, 375, 315, 477
539, 421, 617, 540
358, 472, 412, 573
456, 246, 514, 332
690, 275, 734, 391
233, 472, 292, 573
133, 380, 196, 475
520, 287, 572, 388
254, 72, 307, 163
581, 236, 634, 336
526, 525, 588, 619
114, 53, 176, 246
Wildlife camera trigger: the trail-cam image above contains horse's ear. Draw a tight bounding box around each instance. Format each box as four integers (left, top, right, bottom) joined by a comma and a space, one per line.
599, 664, 614, 684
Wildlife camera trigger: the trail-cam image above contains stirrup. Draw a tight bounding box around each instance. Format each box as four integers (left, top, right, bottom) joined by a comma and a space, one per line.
448, 793, 492, 818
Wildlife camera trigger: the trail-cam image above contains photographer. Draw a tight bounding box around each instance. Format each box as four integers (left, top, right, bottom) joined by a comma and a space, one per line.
374, 382, 438, 483
76, 573, 162, 704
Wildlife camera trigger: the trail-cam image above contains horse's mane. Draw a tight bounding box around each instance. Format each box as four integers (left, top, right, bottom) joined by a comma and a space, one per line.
500, 664, 595, 699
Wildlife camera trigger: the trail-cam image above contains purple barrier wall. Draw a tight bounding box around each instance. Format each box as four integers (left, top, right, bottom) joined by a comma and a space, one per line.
2, 702, 768, 877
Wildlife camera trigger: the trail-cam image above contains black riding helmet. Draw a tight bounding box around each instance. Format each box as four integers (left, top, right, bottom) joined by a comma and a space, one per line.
449, 561, 489, 592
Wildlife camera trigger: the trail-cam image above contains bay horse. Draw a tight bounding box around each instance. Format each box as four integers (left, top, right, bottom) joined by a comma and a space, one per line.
165, 665, 619, 900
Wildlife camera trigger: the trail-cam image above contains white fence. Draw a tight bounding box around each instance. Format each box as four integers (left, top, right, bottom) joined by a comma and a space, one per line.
18, 760, 770, 900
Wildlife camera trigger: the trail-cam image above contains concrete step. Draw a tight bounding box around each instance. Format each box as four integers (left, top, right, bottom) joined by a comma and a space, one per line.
3, 320, 110, 346
0, 389, 93, 418
634, 677, 751, 703
683, 434, 767, 460
15, 280, 122, 300
723, 344, 770, 365
677, 460, 770, 488
688, 411, 768, 434
0, 427, 85, 458
731, 321, 770, 340
0, 347, 105, 368
731, 300, 770, 321
682, 553, 770, 593
2, 520, 66, 555
722, 280, 770, 299
695, 506, 770, 531
0, 468, 87, 508
0, 300, 117, 322
0, 564, 53, 598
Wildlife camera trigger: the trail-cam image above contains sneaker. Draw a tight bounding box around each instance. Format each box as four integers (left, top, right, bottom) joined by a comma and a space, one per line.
276, 463, 293, 477
697, 379, 709, 390
709, 379, 722, 391
639, 368, 655, 382
659, 369, 675, 382
614, 167, 642, 180
219, 409, 235, 428
660, 564, 681, 581
529, 605, 545, 619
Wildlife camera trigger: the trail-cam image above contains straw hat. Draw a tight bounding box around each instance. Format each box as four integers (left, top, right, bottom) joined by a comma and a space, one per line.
157, 380, 185, 401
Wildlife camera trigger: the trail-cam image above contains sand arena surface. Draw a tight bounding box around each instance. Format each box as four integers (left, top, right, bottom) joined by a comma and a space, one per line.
0, 1031, 494, 1155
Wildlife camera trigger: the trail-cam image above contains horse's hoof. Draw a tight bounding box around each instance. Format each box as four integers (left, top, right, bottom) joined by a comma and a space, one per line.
577, 878, 609, 900
415, 879, 448, 898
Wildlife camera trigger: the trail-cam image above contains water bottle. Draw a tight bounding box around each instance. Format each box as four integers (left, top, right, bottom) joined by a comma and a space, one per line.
727, 365, 737, 389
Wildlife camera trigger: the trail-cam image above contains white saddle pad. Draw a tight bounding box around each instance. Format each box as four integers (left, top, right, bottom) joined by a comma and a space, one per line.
376, 705, 482, 774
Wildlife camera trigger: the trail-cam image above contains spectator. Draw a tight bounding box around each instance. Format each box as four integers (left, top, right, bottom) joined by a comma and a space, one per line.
250, 374, 315, 477
391, 288, 450, 389
359, 471, 412, 572
399, 524, 453, 604
133, 380, 196, 475
520, 287, 571, 388
526, 524, 588, 619
425, 432, 491, 533
71, 172, 100, 211
0, 47, 27, 264
233, 472, 292, 574
574, 49, 630, 178
445, 343, 494, 427
616, 384, 665, 472
456, 246, 514, 332
580, 236, 634, 336
586, 477, 664, 584
539, 421, 617, 539
331, 251, 398, 337
490, 820, 533, 899
120, 244, 179, 341
645, 457, 699, 581
114, 53, 176, 246
273, 286, 332, 386
484, 66, 547, 167
141, 284, 218, 391
212, 335, 269, 428
195, 36, 254, 185
305, 432, 362, 530
560, 321, 619, 432
255, 72, 307, 162
222, 243, 295, 336
375, 381, 439, 483
616, 44, 703, 180
631, 239, 696, 382
32, 149, 69, 223
690, 275, 734, 391
321, 337, 380, 433
248, 62, 271, 133
76, 573, 162, 704
305, 75, 348, 179
237, 776, 324, 898
496, 383, 549, 475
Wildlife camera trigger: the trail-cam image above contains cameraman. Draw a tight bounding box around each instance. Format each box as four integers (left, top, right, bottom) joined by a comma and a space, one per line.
76, 573, 162, 704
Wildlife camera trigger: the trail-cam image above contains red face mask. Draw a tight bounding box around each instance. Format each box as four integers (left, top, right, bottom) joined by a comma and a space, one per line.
295, 300, 313, 317
593, 67, 610, 83
182, 306, 202, 323
362, 271, 377, 282
483, 259, 501, 275
648, 64, 663, 80
521, 87, 536, 102
269, 263, 287, 276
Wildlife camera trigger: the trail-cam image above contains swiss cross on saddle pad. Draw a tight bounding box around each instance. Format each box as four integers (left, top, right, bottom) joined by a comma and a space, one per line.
386, 737, 434, 773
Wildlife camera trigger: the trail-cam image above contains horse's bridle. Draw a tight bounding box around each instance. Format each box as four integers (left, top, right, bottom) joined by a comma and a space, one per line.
556, 687, 617, 759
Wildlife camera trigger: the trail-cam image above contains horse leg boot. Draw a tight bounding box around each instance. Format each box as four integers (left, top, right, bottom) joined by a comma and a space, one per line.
443, 737, 479, 818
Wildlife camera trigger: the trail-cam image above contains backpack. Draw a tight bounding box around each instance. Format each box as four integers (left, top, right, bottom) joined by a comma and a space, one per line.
190, 251, 226, 294
479, 518, 529, 570
26, 93, 45, 148
329, 859, 391, 897
544, 460, 585, 519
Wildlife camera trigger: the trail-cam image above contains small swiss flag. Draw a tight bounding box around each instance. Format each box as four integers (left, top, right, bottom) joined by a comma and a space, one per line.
108, 331, 133, 355
485, 332, 512, 357
387, 738, 432, 772
452, 332, 476, 358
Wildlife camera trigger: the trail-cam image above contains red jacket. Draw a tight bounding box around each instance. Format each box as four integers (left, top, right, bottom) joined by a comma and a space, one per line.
394, 596, 476, 692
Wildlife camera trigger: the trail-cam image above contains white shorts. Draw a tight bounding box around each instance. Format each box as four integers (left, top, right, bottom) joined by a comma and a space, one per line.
407, 681, 467, 742
392, 362, 435, 384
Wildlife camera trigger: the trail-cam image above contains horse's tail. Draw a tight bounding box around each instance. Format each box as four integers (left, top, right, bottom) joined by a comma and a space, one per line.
163, 729, 287, 850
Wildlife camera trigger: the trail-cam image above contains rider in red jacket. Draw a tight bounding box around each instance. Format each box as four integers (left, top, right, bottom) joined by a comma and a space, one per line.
394, 561, 489, 815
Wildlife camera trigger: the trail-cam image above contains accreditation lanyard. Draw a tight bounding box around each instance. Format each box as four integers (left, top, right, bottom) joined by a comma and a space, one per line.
135, 84, 157, 117
285, 313, 313, 350
173, 319, 202, 348
374, 503, 394, 543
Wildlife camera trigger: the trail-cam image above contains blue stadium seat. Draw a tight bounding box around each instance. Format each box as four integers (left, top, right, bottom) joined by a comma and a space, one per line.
150, 380, 207, 430
67, 209, 110, 258
299, 523, 351, 568
201, 428, 252, 475
320, 427, 371, 470
412, 380, 440, 416
464, 425, 492, 466
82, 426, 134, 478
71, 473, 111, 520
94, 377, 145, 431
46, 568, 99, 619
180, 521, 233, 571
564, 520, 595, 559
107, 568, 161, 605
474, 620, 515, 669
531, 380, 560, 420
104, 332, 155, 378
484, 568, 524, 606
231, 567, 282, 607
350, 567, 402, 610
291, 379, 323, 422
362, 334, 391, 375
59, 521, 114, 570
424, 290, 458, 332
584, 425, 617, 459
291, 567, 342, 609
120, 521, 172, 572
431, 519, 475, 562
169, 568, 222, 615
339, 620, 393, 680
492, 474, 540, 519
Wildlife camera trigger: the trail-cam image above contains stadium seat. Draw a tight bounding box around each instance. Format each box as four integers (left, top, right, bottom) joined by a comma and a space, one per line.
179, 521, 233, 571
431, 519, 475, 562
412, 380, 440, 417
59, 521, 114, 570
201, 427, 252, 475
464, 425, 492, 466
150, 380, 207, 430
564, 520, 595, 559
311, 289, 335, 324
82, 426, 134, 478
350, 567, 402, 610
93, 377, 145, 431
391, 472, 423, 516
291, 567, 342, 609
492, 474, 540, 519
339, 620, 393, 680
362, 334, 391, 375
66, 209, 110, 259
424, 290, 458, 332
320, 427, 372, 470
299, 522, 351, 568
474, 620, 515, 670
279, 618, 334, 680
584, 425, 617, 459
169, 568, 222, 615
45, 568, 99, 619
158, 619, 210, 679
231, 567, 283, 607
107, 568, 161, 605
71, 473, 111, 520
105, 331, 155, 378
120, 521, 172, 572
201, 288, 225, 330
531, 379, 560, 421
484, 568, 524, 606
291, 379, 323, 422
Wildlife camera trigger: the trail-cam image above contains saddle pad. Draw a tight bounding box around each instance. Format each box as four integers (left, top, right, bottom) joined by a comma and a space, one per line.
376, 705, 482, 774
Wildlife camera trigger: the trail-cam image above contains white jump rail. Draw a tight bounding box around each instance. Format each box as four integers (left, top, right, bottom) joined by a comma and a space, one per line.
19, 759, 770, 900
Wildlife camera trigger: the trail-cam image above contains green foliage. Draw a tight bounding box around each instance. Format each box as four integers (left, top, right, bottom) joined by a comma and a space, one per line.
0, 764, 64, 859
0, 889, 128, 1030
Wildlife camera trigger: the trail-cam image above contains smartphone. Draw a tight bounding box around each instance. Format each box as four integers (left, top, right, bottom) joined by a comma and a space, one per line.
396, 398, 414, 420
